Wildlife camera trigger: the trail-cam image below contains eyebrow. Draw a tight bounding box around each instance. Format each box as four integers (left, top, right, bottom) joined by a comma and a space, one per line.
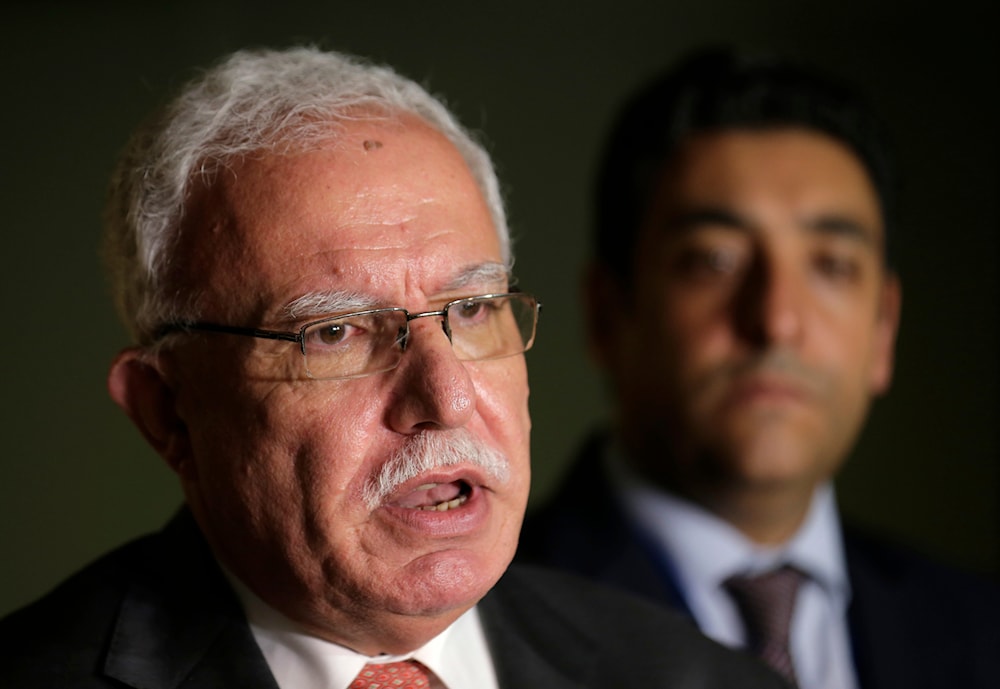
283, 291, 378, 320
664, 205, 879, 246
664, 207, 746, 233
441, 261, 509, 291
805, 214, 878, 246
281, 261, 510, 320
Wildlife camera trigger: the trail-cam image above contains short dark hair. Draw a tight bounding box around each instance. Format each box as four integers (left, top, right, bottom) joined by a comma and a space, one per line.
594, 47, 897, 282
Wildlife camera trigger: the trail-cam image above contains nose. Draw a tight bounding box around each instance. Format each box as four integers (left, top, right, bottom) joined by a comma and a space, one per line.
733, 252, 804, 348
384, 316, 477, 433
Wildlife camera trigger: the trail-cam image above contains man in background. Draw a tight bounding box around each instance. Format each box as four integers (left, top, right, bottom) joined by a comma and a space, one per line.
0, 46, 786, 689
519, 48, 999, 689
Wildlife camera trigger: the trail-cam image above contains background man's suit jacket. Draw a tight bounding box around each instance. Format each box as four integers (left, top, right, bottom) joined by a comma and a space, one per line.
0, 508, 785, 689
517, 432, 1000, 689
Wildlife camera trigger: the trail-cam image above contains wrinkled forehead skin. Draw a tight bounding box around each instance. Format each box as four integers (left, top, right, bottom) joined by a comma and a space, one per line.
165, 114, 506, 328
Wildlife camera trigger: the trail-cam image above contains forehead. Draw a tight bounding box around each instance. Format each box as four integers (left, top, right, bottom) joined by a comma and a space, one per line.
659, 128, 882, 224
176, 116, 503, 321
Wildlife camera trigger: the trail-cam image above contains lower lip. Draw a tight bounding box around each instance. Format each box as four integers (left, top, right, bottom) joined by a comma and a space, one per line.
377, 484, 491, 537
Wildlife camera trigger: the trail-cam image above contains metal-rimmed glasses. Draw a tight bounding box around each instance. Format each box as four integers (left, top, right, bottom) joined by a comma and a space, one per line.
155, 292, 541, 380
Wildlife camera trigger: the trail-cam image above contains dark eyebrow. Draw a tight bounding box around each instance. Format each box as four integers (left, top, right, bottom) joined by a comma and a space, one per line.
662, 207, 750, 234
664, 205, 880, 248
805, 214, 879, 246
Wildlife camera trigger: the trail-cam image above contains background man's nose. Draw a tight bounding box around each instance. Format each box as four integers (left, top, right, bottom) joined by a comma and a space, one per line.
734, 254, 804, 348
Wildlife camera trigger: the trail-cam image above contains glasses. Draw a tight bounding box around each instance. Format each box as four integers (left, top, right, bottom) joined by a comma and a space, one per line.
156, 292, 541, 380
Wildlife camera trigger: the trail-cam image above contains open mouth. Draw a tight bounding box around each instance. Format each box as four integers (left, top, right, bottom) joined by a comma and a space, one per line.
392, 480, 472, 512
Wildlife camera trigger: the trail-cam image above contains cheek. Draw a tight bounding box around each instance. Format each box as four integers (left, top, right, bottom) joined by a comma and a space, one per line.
812, 309, 879, 375
472, 360, 531, 456
191, 382, 379, 502
275, 383, 389, 487
659, 295, 732, 377
805, 316, 883, 432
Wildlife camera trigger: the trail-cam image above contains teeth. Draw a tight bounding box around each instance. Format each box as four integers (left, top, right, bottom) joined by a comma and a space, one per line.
418, 494, 468, 512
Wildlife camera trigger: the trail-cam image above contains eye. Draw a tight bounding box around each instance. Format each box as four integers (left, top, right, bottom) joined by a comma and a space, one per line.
813, 251, 861, 282
671, 243, 746, 282
451, 299, 492, 324
303, 319, 362, 350
317, 323, 348, 345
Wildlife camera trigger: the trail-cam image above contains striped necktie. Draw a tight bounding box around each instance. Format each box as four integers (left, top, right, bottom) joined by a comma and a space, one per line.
725, 565, 805, 686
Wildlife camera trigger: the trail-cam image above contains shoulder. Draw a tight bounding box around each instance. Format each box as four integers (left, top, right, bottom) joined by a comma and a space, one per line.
844, 526, 1000, 684
0, 531, 161, 686
844, 525, 1000, 611
0, 511, 236, 688
482, 564, 787, 688
489, 563, 672, 632
1, 528, 165, 626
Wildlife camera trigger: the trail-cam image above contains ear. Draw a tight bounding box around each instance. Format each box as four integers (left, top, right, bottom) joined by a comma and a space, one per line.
107, 348, 192, 475
582, 261, 627, 370
869, 272, 902, 394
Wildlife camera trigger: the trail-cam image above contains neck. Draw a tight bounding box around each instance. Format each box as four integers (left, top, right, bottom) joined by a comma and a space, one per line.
224, 562, 466, 657
619, 436, 822, 546
696, 480, 817, 546
298, 607, 457, 656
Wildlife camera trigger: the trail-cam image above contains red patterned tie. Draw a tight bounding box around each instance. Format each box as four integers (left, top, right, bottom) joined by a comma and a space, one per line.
724, 565, 805, 687
349, 660, 433, 689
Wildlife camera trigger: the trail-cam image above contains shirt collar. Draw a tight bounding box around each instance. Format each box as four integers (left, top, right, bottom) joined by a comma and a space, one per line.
224, 571, 499, 689
607, 441, 851, 599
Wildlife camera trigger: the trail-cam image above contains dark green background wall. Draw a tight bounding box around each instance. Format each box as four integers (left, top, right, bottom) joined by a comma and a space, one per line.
2, 0, 996, 617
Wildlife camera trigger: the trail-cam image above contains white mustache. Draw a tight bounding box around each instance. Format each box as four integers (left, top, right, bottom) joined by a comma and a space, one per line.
363, 430, 510, 509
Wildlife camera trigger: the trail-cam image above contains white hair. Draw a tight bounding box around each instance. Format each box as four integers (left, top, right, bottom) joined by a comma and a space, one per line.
363, 429, 510, 509
103, 46, 511, 344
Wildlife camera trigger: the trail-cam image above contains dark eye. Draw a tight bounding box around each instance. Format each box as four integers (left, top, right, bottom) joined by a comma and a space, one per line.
304, 319, 361, 351
814, 252, 861, 281
452, 300, 489, 323
673, 246, 744, 281
317, 323, 347, 345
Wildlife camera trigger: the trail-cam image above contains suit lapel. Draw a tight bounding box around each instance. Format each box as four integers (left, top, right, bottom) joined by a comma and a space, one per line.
478, 571, 599, 689
845, 531, 920, 689
103, 512, 279, 689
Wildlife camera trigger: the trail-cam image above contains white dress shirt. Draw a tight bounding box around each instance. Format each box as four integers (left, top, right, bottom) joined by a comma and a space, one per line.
609, 448, 860, 689
225, 573, 500, 689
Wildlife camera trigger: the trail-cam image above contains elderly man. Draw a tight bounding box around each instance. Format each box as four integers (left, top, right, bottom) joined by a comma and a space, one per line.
518, 49, 1000, 689
0, 47, 784, 688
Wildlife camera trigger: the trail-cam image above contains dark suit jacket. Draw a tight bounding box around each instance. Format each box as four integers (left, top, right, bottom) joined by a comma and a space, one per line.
0, 508, 785, 688
517, 432, 1000, 689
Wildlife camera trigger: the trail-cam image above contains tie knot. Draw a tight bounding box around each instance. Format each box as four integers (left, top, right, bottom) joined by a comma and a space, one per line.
725, 565, 805, 624
350, 660, 433, 689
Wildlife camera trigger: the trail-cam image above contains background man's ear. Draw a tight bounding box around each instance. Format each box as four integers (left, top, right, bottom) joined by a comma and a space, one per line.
107, 349, 192, 475
870, 272, 902, 395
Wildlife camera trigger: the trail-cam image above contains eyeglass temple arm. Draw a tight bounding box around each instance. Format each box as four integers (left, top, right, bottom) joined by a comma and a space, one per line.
155, 321, 302, 343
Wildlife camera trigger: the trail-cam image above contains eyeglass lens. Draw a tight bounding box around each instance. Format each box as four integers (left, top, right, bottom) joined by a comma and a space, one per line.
301, 293, 538, 380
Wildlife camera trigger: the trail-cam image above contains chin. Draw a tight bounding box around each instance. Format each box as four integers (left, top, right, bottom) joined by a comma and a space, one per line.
720, 452, 818, 493
387, 547, 510, 616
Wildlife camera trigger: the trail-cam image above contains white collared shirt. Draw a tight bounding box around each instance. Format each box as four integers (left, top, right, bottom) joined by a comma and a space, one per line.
610, 449, 860, 689
226, 574, 500, 689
